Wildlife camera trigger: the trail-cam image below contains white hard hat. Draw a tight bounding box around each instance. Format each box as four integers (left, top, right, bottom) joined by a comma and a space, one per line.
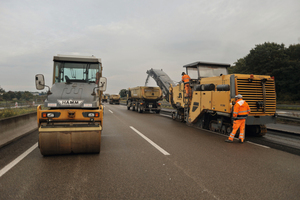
235, 94, 243, 99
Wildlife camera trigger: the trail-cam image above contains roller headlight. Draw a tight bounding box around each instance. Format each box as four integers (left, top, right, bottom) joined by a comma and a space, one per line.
88, 113, 95, 117
82, 112, 99, 118
42, 112, 56, 118
83, 112, 99, 118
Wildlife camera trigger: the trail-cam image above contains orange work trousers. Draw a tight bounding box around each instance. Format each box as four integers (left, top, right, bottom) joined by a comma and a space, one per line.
184, 84, 191, 97
228, 119, 245, 142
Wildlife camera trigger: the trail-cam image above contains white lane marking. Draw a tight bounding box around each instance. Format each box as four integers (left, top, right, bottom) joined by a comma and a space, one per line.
109, 110, 113, 113
130, 126, 170, 156
0, 142, 38, 178
246, 141, 270, 148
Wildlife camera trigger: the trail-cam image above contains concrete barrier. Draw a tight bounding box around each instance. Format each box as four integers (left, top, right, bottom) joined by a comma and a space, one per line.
0, 112, 37, 148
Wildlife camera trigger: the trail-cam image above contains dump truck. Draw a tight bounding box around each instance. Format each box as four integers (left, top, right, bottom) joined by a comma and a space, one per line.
127, 86, 163, 113
146, 61, 276, 136
35, 55, 107, 155
109, 94, 120, 104
102, 94, 109, 103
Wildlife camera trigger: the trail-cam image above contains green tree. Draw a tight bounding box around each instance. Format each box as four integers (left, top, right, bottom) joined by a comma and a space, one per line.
3, 92, 11, 101
8, 91, 16, 100
231, 42, 300, 101
245, 42, 287, 75
0, 87, 5, 93
15, 91, 22, 100
3, 91, 16, 101
275, 44, 300, 101
22, 91, 34, 101
0, 87, 5, 101
119, 89, 127, 98
229, 58, 246, 74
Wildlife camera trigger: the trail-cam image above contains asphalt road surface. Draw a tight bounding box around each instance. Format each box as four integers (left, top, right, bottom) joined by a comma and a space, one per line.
1, 104, 300, 200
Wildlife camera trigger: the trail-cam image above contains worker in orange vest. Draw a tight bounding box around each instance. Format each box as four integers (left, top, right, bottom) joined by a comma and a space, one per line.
225, 94, 250, 143
181, 72, 191, 97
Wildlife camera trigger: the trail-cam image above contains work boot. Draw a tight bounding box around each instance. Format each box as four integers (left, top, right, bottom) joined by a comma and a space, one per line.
225, 139, 233, 143
239, 139, 244, 143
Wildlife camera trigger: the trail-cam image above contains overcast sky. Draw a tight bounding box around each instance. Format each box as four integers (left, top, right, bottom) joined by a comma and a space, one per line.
0, 0, 299, 94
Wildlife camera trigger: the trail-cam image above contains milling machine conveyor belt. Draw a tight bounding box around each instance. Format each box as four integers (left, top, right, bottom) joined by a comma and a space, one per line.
145, 69, 175, 102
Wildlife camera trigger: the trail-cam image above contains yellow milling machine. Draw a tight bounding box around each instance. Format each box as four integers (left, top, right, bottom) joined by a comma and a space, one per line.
146, 61, 276, 136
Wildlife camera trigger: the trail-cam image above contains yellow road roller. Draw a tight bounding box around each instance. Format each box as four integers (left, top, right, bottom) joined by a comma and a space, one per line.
35, 55, 107, 155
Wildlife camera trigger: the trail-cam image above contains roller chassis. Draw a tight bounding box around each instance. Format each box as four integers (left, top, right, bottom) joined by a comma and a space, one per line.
37, 105, 103, 155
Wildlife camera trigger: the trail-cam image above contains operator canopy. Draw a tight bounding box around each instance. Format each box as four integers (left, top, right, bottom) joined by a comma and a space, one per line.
183, 61, 230, 79
53, 55, 101, 84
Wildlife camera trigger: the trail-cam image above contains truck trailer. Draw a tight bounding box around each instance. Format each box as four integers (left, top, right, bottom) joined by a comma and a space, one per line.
127, 86, 162, 113
109, 94, 120, 104
102, 94, 109, 103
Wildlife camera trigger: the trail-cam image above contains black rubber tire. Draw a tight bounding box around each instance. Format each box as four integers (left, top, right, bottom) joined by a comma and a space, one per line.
138, 105, 143, 113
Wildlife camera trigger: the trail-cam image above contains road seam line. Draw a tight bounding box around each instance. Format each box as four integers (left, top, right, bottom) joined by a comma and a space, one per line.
109, 110, 113, 113
246, 141, 270, 148
130, 126, 170, 156
0, 142, 38, 178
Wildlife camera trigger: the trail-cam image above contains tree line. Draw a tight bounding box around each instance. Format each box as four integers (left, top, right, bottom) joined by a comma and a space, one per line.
228, 42, 300, 102
0, 88, 45, 102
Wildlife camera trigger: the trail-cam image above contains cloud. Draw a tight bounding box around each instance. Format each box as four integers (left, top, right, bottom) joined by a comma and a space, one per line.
0, 0, 299, 94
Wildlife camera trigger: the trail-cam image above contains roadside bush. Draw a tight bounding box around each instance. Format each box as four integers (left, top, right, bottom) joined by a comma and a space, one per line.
0, 107, 37, 120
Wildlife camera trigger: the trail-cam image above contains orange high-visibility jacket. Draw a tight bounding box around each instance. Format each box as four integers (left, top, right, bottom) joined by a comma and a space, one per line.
233, 99, 250, 119
182, 74, 191, 83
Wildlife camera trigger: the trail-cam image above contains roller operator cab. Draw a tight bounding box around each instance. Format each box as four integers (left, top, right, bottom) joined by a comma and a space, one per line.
170, 61, 276, 136
35, 55, 107, 155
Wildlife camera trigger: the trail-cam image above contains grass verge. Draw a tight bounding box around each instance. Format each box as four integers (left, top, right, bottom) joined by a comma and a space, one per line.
0, 107, 37, 120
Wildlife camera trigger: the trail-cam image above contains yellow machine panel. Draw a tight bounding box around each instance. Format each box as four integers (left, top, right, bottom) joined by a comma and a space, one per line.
172, 83, 185, 107
188, 91, 201, 123
200, 91, 212, 110
212, 91, 231, 113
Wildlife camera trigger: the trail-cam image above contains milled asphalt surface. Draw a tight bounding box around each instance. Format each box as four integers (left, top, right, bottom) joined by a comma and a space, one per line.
267, 123, 300, 135
1, 104, 300, 199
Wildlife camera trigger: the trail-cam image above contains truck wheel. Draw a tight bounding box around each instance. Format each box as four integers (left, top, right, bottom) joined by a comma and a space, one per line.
155, 110, 160, 114
138, 105, 143, 113
172, 111, 177, 120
